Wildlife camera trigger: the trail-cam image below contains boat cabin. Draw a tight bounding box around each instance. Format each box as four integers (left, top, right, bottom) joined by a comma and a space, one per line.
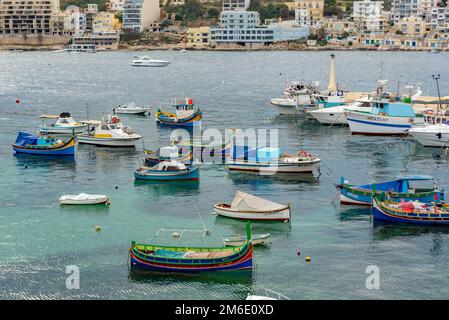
359, 175, 437, 194
370, 100, 417, 117
153, 161, 187, 171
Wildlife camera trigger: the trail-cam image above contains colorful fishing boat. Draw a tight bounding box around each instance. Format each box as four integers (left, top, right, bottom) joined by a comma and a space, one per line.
372, 194, 449, 225
12, 132, 76, 157
39, 112, 87, 135
337, 175, 444, 205
227, 148, 320, 174
134, 161, 200, 181
156, 97, 202, 127
213, 191, 291, 222
129, 223, 253, 273
143, 147, 193, 167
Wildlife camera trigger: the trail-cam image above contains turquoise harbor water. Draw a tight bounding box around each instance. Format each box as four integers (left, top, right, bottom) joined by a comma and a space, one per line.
1, 51, 449, 299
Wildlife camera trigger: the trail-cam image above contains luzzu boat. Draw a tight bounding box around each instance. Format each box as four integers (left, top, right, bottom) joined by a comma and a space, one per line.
156, 98, 202, 127
129, 224, 253, 273
227, 147, 321, 174
134, 161, 199, 181
337, 175, 444, 205
143, 147, 193, 167
12, 132, 76, 157
39, 112, 87, 135
372, 194, 449, 225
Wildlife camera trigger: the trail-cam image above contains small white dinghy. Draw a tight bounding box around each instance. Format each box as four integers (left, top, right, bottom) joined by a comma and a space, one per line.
223, 233, 271, 247
213, 191, 291, 222
59, 193, 110, 205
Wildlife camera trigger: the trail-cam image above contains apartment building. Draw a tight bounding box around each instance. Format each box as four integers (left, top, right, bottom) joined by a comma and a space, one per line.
222, 0, 250, 12
294, 0, 324, 27
352, 0, 387, 34
122, 0, 160, 32
391, 0, 421, 23
0, 0, 59, 35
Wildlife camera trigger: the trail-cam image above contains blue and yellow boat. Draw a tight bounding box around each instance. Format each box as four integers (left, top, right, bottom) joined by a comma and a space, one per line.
12, 132, 76, 157
372, 194, 449, 225
337, 175, 444, 205
156, 98, 202, 127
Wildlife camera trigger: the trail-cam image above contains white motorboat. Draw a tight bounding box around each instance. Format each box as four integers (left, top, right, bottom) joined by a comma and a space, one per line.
308, 97, 373, 125
227, 148, 321, 174
77, 115, 142, 147
39, 112, 88, 135
409, 122, 449, 147
59, 193, 109, 205
213, 191, 291, 222
113, 103, 150, 115
131, 56, 171, 67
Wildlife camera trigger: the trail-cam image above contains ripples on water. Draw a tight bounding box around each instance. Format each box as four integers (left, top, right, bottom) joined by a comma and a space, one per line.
1, 51, 449, 299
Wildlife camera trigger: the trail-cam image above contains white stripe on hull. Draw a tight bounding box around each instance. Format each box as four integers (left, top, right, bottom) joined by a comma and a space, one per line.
340, 193, 368, 205
346, 112, 422, 135
78, 136, 140, 147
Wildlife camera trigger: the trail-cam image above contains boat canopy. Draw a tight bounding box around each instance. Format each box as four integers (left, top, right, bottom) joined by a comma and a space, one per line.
397, 175, 435, 181
153, 161, 187, 170
371, 101, 416, 117
230, 191, 288, 212
14, 132, 37, 146
40, 114, 60, 119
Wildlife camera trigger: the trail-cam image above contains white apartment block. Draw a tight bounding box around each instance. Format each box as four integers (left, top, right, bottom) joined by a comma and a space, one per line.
110, 0, 125, 11
64, 5, 85, 34
210, 11, 275, 45
391, 0, 421, 23
352, 0, 384, 19
0, 0, 60, 35
430, 6, 449, 29
295, 8, 310, 27
222, 0, 250, 12
418, 0, 440, 21
122, 0, 160, 32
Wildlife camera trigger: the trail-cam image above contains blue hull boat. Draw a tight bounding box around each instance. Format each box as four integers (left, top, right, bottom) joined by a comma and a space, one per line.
337, 175, 444, 205
134, 162, 199, 181
372, 195, 449, 225
12, 132, 76, 157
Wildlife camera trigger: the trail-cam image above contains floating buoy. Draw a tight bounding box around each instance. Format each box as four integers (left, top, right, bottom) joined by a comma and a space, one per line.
95, 225, 101, 232
24, 165, 28, 169
15, 99, 20, 104
115, 186, 118, 189
305, 256, 311, 262
297, 250, 301, 256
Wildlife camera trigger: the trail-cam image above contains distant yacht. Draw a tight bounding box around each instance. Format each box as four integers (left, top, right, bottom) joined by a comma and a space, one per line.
131, 56, 171, 67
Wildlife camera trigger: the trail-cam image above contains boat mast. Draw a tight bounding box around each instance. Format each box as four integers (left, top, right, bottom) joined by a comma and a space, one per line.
432, 74, 441, 114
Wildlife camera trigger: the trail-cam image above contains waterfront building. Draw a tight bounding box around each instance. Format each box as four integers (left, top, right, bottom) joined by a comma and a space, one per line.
93, 11, 120, 33
323, 18, 356, 35
210, 11, 274, 46
398, 16, 427, 37
294, 0, 324, 27
72, 31, 120, 50
430, 6, 449, 29
361, 33, 425, 48
222, 0, 250, 11
295, 8, 310, 27
352, 0, 387, 34
109, 0, 126, 11
391, 0, 421, 23
0, 0, 60, 35
186, 26, 210, 46
122, 0, 160, 32
268, 21, 309, 41
418, 0, 441, 22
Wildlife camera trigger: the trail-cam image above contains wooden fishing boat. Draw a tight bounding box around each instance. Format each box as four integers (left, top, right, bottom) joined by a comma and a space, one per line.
337, 175, 444, 205
59, 193, 110, 205
227, 148, 320, 174
372, 195, 449, 225
143, 147, 193, 167
156, 97, 202, 127
129, 224, 253, 273
213, 191, 291, 222
134, 161, 200, 181
12, 132, 76, 157
223, 233, 271, 247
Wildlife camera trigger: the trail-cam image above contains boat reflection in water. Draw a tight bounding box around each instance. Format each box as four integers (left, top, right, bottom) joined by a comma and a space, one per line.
133, 179, 200, 197
14, 152, 76, 169
227, 171, 319, 187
